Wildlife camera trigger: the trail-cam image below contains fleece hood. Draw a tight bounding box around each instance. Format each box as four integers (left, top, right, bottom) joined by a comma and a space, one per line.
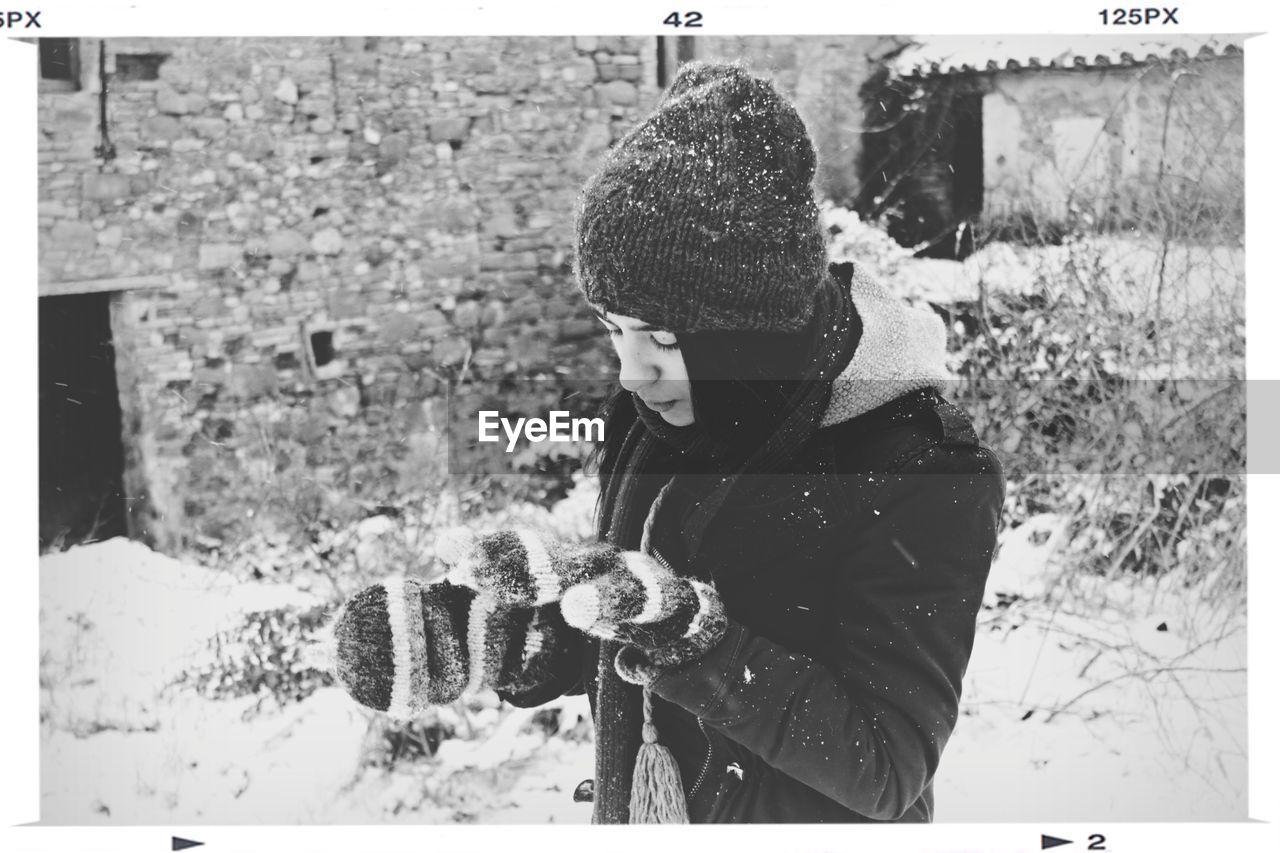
820, 262, 952, 428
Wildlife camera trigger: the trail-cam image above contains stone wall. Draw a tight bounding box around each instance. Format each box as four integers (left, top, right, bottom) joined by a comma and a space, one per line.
38, 36, 659, 551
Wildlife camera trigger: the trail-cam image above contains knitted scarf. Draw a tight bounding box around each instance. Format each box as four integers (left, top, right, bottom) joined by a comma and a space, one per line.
588, 271, 859, 823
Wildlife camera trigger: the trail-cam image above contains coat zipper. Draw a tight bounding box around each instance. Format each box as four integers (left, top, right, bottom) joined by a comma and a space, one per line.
688, 718, 714, 799
648, 545, 715, 803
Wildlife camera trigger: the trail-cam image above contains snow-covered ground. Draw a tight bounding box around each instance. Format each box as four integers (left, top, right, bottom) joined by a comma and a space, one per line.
935, 514, 1246, 821
39, 511, 1246, 824
39, 537, 598, 825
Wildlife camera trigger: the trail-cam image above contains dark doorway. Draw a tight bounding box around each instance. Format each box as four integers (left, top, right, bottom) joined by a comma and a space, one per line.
950, 90, 985, 254
915, 90, 984, 260
952, 93, 984, 216
39, 293, 128, 550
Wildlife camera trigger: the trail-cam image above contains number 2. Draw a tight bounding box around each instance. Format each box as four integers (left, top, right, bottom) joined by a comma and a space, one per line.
1088, 834, 1107, 850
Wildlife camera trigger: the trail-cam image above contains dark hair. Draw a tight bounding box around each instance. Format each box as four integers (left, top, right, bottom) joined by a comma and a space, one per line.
586, 322, 820, 485
678, 327, 820, 455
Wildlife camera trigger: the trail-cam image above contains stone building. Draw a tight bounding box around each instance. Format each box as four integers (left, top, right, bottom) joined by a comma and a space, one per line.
857, 35, 1245, 256
36, 35, 896, 554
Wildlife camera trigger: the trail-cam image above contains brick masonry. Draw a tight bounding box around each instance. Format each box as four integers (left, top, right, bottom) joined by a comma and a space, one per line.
38, 36, 663, 551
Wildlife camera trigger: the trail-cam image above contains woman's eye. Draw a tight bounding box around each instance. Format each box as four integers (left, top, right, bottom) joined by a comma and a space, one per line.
651, 331, 679, 351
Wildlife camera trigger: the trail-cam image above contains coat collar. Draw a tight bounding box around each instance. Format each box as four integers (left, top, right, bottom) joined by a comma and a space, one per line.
820, 262, 951, 428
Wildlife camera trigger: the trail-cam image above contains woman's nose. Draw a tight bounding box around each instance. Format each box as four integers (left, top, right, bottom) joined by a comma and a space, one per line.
617, 345, 658, 393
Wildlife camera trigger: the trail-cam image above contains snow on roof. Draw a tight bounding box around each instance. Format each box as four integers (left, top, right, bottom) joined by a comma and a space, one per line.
892, 34, 1243, 78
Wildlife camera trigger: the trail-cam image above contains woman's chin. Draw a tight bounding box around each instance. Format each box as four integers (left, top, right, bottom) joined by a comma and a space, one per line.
660, 408, 695, 427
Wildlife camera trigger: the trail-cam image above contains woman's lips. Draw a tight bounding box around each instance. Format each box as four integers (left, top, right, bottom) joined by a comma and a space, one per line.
644, 399, 678, 413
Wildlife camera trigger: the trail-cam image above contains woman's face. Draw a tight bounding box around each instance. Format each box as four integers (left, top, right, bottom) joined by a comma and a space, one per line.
595, 309, 695, 426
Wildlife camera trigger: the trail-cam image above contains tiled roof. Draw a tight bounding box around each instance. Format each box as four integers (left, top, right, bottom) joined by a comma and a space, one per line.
892, 34, 1244, 78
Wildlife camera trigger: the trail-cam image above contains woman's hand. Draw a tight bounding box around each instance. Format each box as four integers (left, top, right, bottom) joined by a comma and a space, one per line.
328, 577, 580, 717
560, 551, 728, 685
434, 528, 728, 685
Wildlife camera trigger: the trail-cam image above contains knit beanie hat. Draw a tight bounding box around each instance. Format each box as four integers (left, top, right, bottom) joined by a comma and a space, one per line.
575, 61, 828, 333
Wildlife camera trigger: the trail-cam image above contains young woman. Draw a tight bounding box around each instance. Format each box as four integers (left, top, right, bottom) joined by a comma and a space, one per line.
331, 61, 1004, 824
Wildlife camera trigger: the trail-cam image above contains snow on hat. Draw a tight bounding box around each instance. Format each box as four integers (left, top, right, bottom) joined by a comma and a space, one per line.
575, 61, 828, 333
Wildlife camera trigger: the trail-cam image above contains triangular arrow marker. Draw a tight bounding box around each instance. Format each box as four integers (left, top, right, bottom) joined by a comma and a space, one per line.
1041, 835, 1072, 850
172, 838, 204, 851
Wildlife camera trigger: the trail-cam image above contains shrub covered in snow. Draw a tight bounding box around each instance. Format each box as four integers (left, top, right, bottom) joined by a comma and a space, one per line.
822, 200, 919, 281
169, 604, 336, 716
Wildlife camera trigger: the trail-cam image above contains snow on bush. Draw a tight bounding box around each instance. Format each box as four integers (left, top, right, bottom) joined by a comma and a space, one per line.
822, 200, 918, 279
823, 200, 1244, 329
40, 539, 324, 736
39, 539, 370, 823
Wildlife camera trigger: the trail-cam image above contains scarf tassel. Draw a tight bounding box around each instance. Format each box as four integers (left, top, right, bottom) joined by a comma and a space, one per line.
628, 688, 689, 824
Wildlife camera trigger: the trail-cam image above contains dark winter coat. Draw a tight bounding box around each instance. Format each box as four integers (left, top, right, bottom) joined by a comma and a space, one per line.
644, 386, 1003, 822
503, 264, 1005, 823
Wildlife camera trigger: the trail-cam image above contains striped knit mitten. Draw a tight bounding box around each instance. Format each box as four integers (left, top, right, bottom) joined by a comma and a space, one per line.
559, 553, 727, 687
329, 577, 578, 719
436, 527, 621, 607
